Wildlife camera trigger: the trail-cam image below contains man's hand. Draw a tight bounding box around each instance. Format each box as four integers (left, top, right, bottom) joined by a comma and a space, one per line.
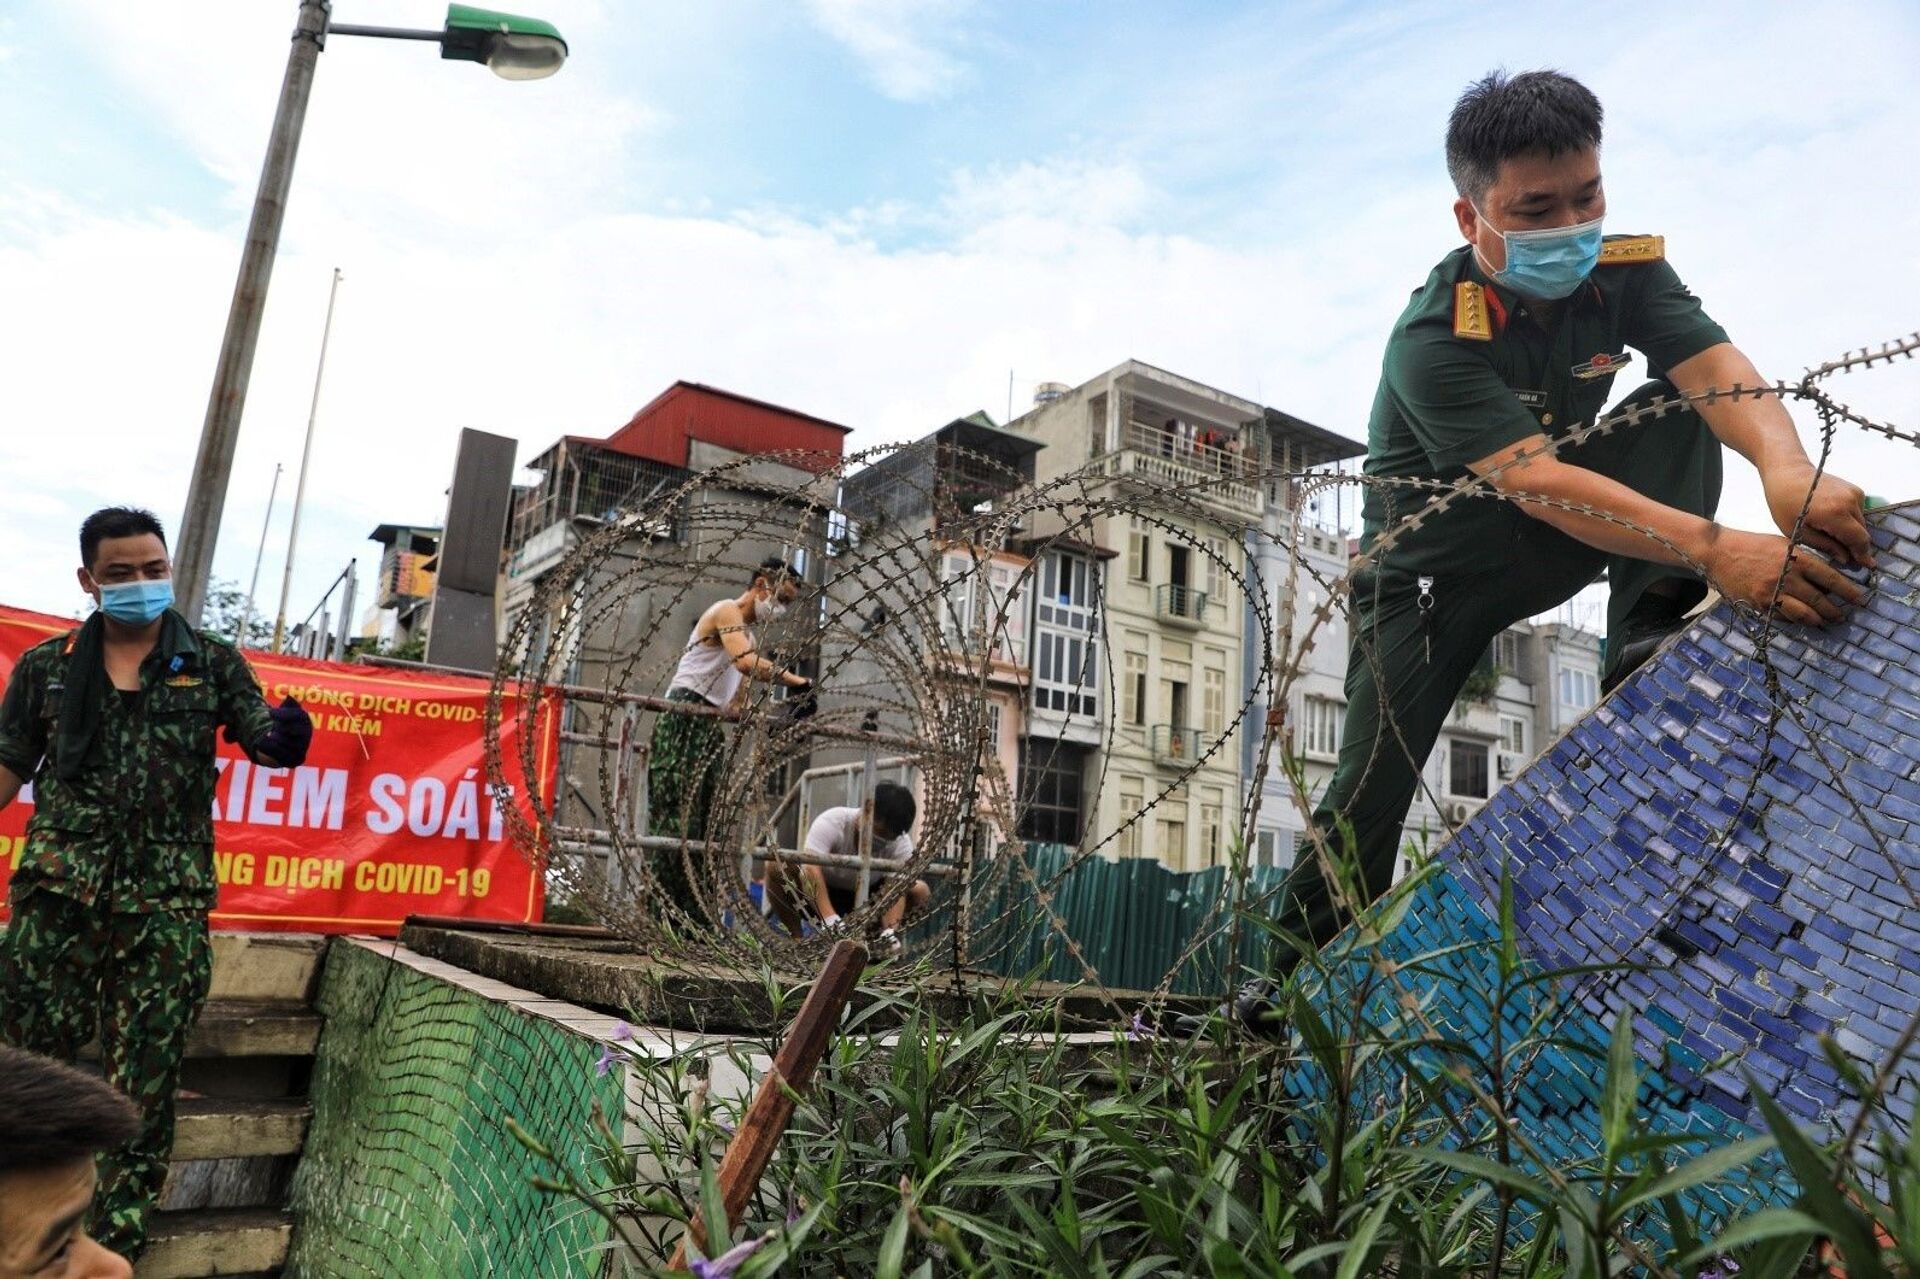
1763, 463, 1874, 569
1704, 528, 1866, 626
253, 698, 313, 769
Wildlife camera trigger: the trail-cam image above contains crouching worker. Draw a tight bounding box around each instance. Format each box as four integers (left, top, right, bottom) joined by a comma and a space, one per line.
0, 507, 311, 1258
768, 781, 928, 954
0, 1046, 142, 1278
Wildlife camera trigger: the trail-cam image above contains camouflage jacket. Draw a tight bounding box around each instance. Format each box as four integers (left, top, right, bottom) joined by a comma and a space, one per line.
0, 623, 273, 912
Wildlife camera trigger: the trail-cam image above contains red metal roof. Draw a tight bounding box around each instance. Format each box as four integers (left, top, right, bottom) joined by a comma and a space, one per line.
597, 382, 851, 474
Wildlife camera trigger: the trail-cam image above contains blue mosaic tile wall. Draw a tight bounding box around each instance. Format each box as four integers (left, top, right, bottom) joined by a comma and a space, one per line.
1296, 502, 1920, 1227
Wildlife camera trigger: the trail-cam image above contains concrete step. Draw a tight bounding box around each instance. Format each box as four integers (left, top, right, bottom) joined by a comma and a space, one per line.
136, 1208, 290, 1279
209, 934, 328, 1004
186, 1001, 323, 1060
172, 1097, 311, 1161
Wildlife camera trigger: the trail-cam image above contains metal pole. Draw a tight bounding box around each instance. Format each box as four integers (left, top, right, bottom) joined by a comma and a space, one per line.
234, 462, 283, 646
271, 266, 344, 652
176, 0, 331, 625
333, 558, 357, 660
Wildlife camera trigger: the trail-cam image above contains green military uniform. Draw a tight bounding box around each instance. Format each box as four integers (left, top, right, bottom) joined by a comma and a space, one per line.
1273, 235, 1730, 954
0, 613, 273, 1256
647, 688, 729, 925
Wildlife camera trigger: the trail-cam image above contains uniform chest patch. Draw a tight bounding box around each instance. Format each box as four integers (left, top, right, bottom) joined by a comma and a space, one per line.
164, 675, 204, 688
1573, 350, 1633, 381
1513, 390, 1547, 408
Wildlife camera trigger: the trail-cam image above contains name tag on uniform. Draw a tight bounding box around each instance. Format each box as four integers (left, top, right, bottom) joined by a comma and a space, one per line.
164, 675, 205, 688
1513, 390, 1547, 408
1573, 350, 1633, 380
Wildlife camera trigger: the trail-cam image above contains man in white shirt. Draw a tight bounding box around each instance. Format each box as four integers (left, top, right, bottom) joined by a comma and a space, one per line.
767, 782, 928, 950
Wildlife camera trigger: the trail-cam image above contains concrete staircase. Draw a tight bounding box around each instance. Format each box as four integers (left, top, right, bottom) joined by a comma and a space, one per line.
135, 935, 327, 1279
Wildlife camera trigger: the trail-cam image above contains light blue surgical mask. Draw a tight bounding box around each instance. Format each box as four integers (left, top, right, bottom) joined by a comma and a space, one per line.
97, 578, 174, 626
1477, 213, 1604, 300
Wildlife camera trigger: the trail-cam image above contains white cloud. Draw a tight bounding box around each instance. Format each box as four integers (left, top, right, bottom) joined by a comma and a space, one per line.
3, 0, 1917, 635
803, 0, 973, 102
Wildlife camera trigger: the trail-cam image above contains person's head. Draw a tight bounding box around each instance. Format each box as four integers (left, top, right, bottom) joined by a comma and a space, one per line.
749, 556, 803, 621
870, 781, 916, 843
76, 507, 172, 628
1446, 71, 1606, 294
0, 1047, 139, 1278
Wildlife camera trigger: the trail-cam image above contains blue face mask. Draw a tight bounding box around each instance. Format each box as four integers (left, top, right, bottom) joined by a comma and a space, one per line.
1479, 213, 1604, 300
97, 578, 174, 626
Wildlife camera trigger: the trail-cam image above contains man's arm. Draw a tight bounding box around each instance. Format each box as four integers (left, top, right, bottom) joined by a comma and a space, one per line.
1467, 434, 1864, 627
1667, 341, 1873, 568
709, 601, 808, 688
0, 650, 47, 808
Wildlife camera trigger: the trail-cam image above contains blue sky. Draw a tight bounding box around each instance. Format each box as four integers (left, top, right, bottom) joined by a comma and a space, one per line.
3, 0, 1918, 628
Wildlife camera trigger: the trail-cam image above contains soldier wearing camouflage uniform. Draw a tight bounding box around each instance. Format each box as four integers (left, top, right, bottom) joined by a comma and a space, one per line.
0, 507, 311, 1259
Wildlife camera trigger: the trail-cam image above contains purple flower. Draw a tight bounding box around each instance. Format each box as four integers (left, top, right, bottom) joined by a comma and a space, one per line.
594, 1045, 618, 1077
611, 1020, 635, 1043
1699, 1261, 1741, 1279
688, 1233, 767, 1278
1127, 1010, 1154, 1042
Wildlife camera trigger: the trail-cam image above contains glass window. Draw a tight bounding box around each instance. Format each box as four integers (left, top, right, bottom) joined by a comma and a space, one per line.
1557, 667, 1598, 710
1302, 696, 1342, 758
1500, 714, 1527, 754
1203, 667, 1226, 736
1017, 740, 1087, 845
1117, 776, 1143, 858
1449, 739, 1490, 799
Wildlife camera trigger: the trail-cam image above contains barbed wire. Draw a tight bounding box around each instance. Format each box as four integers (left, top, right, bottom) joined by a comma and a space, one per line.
482, 331, 1918, 1263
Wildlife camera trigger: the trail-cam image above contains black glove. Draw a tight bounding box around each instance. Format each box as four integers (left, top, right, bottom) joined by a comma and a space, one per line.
790, 689, 819, 721
254, 697, 313, 768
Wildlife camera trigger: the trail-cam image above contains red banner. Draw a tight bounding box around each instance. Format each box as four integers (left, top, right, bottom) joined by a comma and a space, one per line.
0, 604, 555, 934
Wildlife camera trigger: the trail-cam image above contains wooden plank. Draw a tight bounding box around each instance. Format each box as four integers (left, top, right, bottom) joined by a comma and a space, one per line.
135, 1208, 291, 1279
209, 933, 328, 1003
669, 939, 867, 1270
186, 1002, 323, 1059
171, 1097, 311, 1161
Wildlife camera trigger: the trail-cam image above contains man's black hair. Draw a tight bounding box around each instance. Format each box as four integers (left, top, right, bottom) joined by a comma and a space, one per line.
872, 781, 916, 838
752, 555, 802, 586
0, 1046, 140, 1174
80, 506, 167, 571
1446, 70, 1603, 204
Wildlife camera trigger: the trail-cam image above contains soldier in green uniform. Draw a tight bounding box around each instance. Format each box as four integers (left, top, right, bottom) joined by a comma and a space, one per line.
0, 508, 312, 1257
1223, 71, 1873, 1032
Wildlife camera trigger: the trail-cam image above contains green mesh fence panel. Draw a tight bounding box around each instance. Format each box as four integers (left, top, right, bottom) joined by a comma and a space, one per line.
288, 942, 620, 1278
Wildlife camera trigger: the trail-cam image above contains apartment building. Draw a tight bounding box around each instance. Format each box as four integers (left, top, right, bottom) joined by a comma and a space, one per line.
995, 361, 1360, 871
1283, 609, 1605, 875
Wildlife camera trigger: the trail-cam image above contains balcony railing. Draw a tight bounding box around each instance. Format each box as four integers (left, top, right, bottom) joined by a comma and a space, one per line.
1155, 584, 1208, 625
1091, 420, 1263, 518
1151, 724, 1208, 765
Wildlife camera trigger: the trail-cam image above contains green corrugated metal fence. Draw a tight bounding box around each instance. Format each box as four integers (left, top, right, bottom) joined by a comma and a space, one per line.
968, 843, 1293, 996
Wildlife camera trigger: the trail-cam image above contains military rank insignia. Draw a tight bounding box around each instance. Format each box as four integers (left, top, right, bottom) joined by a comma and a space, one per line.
1453, 282, 1494, 341
1597, 235, 1664, 265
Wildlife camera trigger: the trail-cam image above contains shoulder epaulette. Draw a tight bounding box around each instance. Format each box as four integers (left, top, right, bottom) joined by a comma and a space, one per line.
1453, 281, 1493, 341
1597, 235, 1664, 266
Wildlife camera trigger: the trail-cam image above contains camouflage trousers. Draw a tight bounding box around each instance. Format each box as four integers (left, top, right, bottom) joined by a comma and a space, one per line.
0, 886, 212, 1258
647, 691, 727, 926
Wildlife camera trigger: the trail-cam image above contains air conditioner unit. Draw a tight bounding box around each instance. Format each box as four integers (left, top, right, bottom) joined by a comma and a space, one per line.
1443, 799, 1479, 824
1497, 751, 1523, 780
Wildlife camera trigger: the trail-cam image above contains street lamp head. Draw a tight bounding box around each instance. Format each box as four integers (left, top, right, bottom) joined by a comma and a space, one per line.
441, 4, 568, 80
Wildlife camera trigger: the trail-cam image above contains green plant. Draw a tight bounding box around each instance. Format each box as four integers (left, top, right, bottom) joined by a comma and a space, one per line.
506, 854, 1916, 1278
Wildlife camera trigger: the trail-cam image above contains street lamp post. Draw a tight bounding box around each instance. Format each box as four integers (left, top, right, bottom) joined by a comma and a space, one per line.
173, 3, 568, 625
